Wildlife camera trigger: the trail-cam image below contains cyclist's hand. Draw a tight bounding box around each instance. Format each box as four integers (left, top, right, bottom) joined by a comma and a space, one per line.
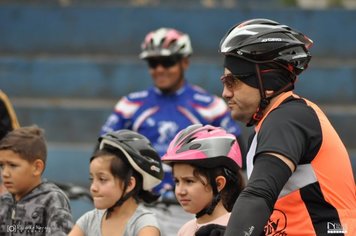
195, 224, 226, 236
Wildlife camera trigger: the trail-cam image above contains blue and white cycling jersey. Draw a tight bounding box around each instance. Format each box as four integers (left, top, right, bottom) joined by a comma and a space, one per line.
100, 82, 242, 196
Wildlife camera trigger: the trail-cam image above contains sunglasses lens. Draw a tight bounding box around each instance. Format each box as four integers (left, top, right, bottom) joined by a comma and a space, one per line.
147, 57, 180, 69
147, 60, 159, 68
221, 74, 236, 88
160, 58, 177, 68
221, 73, 255, 88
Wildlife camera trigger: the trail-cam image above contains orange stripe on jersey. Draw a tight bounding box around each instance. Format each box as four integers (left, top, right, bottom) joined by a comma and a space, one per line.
255, 91, 356, 235
304, 98, 356, 235
266, 191, 315, 236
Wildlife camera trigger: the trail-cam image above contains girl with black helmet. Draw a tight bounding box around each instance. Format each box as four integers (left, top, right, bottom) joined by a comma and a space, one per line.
161, 124, 245, 236
69, 130, 164, 236
201, 18, 356, 236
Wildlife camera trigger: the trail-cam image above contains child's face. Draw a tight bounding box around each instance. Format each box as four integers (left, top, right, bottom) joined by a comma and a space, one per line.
90, 155, 124, 209
173, 163, 213, 214
0, 150, 39, 201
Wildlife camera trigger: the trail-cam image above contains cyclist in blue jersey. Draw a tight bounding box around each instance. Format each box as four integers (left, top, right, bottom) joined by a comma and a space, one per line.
99, 28, 243, 204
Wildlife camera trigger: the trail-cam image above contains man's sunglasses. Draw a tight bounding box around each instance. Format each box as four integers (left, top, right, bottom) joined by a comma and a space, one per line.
220, 73, 254, 88
147, 56, 182, 69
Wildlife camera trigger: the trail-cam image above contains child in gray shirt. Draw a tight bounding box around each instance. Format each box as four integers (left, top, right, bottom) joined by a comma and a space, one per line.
68, 130, 164, 236
0, 126, 73, 236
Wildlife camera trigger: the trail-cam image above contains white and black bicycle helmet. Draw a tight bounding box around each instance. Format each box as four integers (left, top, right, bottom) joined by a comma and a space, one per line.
99, 130, 164, 190
139, 27, 193, 59
220, 18, 313, 75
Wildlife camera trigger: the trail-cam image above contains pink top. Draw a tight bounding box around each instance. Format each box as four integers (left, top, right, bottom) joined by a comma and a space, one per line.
177, 213, 231, 236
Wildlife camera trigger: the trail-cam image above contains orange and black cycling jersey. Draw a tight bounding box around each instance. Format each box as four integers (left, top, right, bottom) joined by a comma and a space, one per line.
245, 91, 356, 235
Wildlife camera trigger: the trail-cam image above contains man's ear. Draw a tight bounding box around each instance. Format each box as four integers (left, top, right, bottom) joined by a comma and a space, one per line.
126, 176, 136, 193
215, 176, 227, 192
32, 159, 44, 176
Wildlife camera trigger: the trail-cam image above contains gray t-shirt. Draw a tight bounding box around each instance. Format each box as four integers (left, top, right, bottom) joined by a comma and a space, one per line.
76, 204, 160, 236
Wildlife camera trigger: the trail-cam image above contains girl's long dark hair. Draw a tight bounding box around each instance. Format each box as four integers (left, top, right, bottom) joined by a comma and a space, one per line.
192, 165, 245, 212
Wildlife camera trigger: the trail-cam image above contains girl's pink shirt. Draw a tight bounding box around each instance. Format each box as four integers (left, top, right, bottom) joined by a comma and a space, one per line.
177, 212, 231, 236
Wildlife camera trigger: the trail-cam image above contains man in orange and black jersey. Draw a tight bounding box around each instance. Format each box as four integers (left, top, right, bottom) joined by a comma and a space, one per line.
196, 18, 356, 236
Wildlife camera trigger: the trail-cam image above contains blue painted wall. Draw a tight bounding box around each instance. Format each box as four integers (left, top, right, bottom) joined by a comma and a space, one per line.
0, 5, 355, 182
0, 6, 355, 57
1, 57, 355, 103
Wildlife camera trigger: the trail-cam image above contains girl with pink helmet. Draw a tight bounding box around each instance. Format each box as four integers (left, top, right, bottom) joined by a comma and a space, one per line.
161, 124, 245, 236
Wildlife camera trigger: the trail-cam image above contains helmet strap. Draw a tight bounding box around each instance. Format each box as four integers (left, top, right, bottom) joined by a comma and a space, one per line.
247, 64, 296, 127
247, 64, 270, 127
195, 177, 221, 218
106, 172, 135, 219
195, 193, 221, 219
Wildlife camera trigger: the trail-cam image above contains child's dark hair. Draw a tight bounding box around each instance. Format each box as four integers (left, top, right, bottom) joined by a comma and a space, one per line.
191, 165, 245, 212
91, 146, 159, 205
0, 125, 47, 166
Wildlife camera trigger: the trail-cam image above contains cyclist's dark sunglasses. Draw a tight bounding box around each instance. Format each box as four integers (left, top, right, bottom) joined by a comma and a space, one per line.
147, 56, 182, 69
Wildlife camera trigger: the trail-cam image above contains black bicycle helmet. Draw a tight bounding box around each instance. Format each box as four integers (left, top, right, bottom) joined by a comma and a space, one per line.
98, 130, 164, 190
219, 18, 313, 75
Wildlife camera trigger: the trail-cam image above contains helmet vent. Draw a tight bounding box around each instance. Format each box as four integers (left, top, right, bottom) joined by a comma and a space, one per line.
159, 38, 165, 46
187, 137, 196, 143
149, 39, 154, 49
169, 39, 177, 46
189, 143, 201, 150
140, 149, 160, 163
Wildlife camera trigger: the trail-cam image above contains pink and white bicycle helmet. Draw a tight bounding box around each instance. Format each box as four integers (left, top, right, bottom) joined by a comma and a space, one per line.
162, 124, 242, 170
139, 27, 193, 59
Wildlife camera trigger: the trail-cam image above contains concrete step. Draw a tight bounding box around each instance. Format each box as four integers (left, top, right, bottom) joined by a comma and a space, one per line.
10, 97, 356, 150
44, 143, 93, 188
44, 143, 94, 221
44, 143, 356, 189
12, 98, 110, 144
0, 6, 355, 58
320, 105, 356, 150
350, 149, 356, 174
0, 0, 293, 9
1, 56, 356, 104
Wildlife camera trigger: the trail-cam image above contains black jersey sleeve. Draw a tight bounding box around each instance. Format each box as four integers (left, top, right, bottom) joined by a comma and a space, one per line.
225, 154, 292, 236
